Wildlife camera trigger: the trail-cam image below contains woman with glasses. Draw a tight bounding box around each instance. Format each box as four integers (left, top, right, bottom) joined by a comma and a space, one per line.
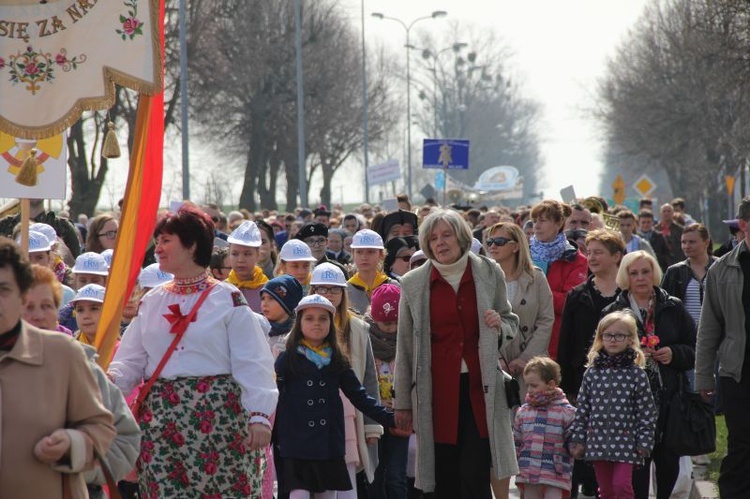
486, 221, 553, 499
384, 236, 419, 281
310, 262, 383, 499
602, 251, 696, 499
85, 214, 118, 253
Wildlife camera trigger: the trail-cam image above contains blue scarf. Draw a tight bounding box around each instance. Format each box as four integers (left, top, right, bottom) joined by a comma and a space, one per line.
297, 340, 333, 369
530, 232, 567, 273
269, 316, 295, 337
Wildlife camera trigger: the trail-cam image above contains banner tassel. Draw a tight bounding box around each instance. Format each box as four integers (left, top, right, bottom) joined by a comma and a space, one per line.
15, 148, 38, 186
102, 121, 121, 159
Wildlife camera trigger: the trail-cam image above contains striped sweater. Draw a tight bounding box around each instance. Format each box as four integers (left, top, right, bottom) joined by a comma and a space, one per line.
513, 388, 576, 491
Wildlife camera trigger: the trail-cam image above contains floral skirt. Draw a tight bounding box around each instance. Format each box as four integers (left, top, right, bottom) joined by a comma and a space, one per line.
137, 375, 265, 498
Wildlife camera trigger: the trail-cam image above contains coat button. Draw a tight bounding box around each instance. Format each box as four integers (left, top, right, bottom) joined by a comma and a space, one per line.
521, 326, 528, 332
319, 398, 326, 404
307, 399, 314, 406
520, 299, 526, 305
319, 380, 326, 386
307, 380, 314, 387
308, 421, 315, 427
320, 419, 327, 425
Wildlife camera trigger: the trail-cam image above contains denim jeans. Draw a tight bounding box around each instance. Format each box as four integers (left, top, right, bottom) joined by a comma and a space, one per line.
369, 431, 409, 499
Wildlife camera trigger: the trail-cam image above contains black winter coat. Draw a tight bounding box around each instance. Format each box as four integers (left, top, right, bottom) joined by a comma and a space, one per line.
274, 351, 394, 460
557, 276, 618, 399
601, 287, 696, 416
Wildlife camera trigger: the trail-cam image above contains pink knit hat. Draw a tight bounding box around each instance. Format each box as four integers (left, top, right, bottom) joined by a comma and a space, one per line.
371, 284, 401, 322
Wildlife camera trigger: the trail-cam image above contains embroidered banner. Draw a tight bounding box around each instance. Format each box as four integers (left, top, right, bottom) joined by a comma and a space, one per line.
0, 131, 67, 198
0, 0, 162, 139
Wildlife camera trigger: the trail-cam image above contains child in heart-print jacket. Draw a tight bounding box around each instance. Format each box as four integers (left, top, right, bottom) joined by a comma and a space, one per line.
570, 311, 657, 498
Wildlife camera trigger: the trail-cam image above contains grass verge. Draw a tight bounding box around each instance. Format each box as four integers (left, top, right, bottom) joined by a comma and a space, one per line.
708, 415, 728, 483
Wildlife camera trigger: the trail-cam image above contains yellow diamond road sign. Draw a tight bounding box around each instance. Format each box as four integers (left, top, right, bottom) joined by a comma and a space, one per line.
633, 174, 656, 197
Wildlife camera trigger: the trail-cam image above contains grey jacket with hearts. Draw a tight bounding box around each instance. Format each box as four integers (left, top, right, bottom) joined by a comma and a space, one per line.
571, 363, 657, 464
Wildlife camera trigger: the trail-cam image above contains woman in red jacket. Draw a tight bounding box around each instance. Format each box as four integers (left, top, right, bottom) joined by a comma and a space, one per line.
529, 200, 588, 360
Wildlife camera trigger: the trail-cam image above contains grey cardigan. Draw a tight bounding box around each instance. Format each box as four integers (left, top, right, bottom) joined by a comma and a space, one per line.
696, 240, 749, 390
394, 252, 520, 492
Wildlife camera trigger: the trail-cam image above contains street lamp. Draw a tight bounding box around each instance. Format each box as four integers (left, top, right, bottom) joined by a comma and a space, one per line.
417, 42, 468, 136
372, 10, 447, 199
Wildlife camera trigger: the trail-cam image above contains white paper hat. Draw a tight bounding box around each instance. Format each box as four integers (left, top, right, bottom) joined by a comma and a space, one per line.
138, 263, 174, 288
23, 230, 52, 253
227, 220, 262, 247
295, 294, 336, 315
30, 223, 57, 247
70, 283, 106, 304
409, 250, 427, 265
470, 238, 482, 254
350, 229, 384, 249
72, 252, 109, 276
310, 262, 347, 287
279, 239, 317, 262
100, 249, 114, 268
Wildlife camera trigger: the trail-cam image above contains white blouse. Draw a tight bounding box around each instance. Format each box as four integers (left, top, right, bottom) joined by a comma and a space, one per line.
109, 279, 278, 426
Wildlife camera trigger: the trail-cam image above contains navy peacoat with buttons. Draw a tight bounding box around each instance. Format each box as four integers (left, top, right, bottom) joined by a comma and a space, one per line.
274, 351, 395, 460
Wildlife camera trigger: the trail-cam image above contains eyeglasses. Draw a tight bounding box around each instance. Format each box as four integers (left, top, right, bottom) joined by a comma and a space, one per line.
304, 237, 327, 247
312, 285, 343, 295
98, 230, 118, 240
486, 237, 514, 247
395, 255, 412, 262
602, 333, 629, 342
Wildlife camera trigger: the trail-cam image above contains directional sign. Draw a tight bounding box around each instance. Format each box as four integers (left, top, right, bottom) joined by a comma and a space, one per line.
422, 139, 470, 170
632, 173, 656, 197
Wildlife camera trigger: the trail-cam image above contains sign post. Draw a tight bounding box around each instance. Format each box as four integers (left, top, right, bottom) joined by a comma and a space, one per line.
423, 139, 469, 206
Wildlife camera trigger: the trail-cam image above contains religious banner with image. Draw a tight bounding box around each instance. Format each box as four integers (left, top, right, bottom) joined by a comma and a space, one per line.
0, 0, 162, 139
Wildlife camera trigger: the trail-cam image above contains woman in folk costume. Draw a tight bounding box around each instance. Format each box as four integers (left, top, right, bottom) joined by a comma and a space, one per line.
225, 220, 269, 312
347, 230, 398, 316
109, 204, 278, 498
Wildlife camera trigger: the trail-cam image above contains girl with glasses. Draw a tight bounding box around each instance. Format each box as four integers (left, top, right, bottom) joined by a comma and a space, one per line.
571, 311, 657, 499
486, 221, 554, 499
86, 213, 118, 253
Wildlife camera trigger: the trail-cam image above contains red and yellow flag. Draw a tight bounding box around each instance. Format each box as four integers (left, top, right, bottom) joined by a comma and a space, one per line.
95, 0, 165, 370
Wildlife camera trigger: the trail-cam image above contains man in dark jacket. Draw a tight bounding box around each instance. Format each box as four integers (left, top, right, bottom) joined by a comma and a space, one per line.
638, 210, 670, 271
296, 222, 349, 278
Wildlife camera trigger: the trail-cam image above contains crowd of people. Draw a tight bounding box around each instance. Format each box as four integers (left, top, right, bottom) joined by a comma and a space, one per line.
0, 191, 745, 498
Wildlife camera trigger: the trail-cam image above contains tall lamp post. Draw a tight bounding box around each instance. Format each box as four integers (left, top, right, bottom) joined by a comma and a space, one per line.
372, 10, 447, 199
417, 42, 468, 137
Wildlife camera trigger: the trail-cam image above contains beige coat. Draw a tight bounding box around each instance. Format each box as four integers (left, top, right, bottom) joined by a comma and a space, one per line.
0, 322, 115, 499
347, 315, 383, 482
500, 268, 554, 396
394, 253, 519, 492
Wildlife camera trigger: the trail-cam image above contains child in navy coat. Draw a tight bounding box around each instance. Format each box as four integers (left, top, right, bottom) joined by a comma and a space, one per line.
274, 294, 395, 499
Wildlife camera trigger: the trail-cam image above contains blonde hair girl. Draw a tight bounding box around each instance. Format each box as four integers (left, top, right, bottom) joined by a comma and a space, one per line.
571, 311, 656, 499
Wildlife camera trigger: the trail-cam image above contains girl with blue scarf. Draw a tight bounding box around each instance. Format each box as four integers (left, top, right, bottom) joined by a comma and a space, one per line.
274, 295, 395, 499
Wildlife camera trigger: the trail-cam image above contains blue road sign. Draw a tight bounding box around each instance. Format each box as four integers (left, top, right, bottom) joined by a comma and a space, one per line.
423, 139, 470, 170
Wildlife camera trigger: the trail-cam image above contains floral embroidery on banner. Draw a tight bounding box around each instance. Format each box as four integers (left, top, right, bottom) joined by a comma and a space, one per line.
116, 0, 144, 40
5, 46, 87, 95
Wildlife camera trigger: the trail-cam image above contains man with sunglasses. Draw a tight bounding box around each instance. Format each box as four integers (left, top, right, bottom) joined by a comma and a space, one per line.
296, 222, 349, 278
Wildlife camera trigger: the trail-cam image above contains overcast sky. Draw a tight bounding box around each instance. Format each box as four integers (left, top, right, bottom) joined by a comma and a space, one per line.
347, 0, 650, 202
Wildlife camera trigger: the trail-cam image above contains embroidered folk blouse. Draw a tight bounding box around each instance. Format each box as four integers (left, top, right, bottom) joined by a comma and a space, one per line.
109, 273, 279, 426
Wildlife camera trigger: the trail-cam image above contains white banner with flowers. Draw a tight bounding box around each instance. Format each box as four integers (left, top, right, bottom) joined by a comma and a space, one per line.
0, 0, 162, 139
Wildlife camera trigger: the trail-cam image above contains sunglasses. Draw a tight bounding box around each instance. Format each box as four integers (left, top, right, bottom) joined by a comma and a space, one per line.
395, 255, 412, 262
486, 237, 514, 247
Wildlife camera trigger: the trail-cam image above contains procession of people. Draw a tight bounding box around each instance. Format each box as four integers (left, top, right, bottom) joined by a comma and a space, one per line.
0, 193, 740, 499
